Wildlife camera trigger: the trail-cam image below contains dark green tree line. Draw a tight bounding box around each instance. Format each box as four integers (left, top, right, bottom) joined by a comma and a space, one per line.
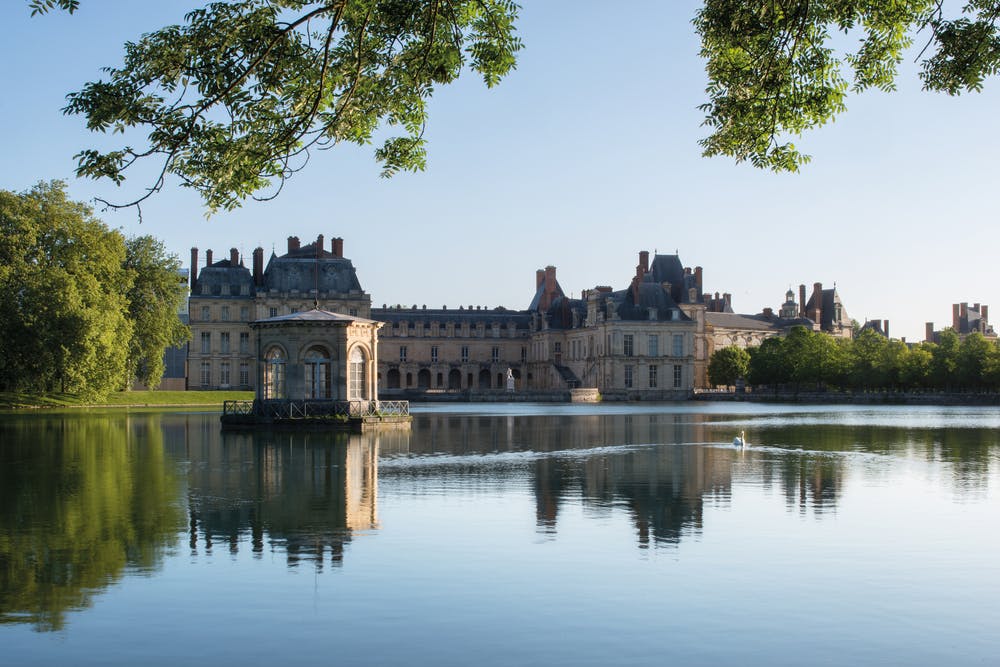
27, 0, 1000, 212
0, 182, 189, 398
717, 325, 1000, 392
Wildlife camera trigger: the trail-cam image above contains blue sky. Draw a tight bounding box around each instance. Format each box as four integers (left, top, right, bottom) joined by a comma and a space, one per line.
2, 1, 997, 342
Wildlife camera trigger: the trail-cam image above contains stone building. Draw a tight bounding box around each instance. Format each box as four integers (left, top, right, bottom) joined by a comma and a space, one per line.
188, 234, 370, 391
925, 302, 996, 342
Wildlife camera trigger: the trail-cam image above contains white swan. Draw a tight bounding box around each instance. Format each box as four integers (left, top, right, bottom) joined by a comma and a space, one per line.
733, 430, 747, 449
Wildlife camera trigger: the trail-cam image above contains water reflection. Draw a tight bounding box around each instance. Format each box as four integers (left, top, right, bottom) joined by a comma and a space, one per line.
181, 429, 402, 569
0, 414, 184, 632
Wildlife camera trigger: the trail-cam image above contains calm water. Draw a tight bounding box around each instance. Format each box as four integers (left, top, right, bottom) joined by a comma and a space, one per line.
2, 403, 999, 666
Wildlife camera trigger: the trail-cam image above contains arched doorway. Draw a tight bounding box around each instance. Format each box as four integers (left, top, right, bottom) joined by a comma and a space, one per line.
478, 369, 491, 388
304, 346, 332, 399
387, 368, 401, 389
349, 346, 367, 400
448, 369, 461, 389
417, 368, 431, 388
263, 346, 286, 399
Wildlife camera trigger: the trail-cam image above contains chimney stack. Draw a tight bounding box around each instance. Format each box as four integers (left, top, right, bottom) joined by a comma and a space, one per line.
883, 320, 889, 338
799, 284, 807, 317
316, 234, 324, 256
953, 303, 961, 331
287, 236, 300, 253
926, 322, 934, 342
694, 266, 703, 297
230, 248, 239, 266
205, 249, 213, 267
536, 269, 545, 290
253, 247, 264, 286
190, 248, 199, 287
541, 266, 558, 310
982, 305, 989, 323
960, 302, 969, 331
639, 250, 649, 274
333, 237, 343, 257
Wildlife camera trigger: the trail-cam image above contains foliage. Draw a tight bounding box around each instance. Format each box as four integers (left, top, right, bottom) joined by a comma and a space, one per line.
692, 1, 1000, 172
744, 325, 1000, 392
124, 236, 190, 388
707, 345, 750, 387
42, 0, 523, 214
0, 182, 188, 399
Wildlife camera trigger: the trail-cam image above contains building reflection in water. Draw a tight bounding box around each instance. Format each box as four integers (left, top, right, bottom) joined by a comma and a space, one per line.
181, 429, 409, 570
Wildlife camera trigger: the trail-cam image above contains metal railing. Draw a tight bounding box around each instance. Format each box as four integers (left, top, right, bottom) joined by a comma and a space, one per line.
223, 399, 409, 419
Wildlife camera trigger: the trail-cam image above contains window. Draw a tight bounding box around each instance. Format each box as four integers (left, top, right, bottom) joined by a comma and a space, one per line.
648, 334, 659, 357
349, 347, 366, 399
304, 346, 331, 399
220, 332, 230, 354
221, 306, 230, 321
492, 346, 500, 362
290, 307, 299, 314
200, 361, 211, 387
200, 306, 210, 321
649, 365, 658, 388
264, 347, 285, 399
673, 364, 683, 388
399, 346, 407, 362
349, 308, 358, 317
240, 306, 249, 321
672, 334, 684, 356
269, 307, 278, 318
521, 346, 527, 362
461, 346, 469, 362
239, 332, 249, 354
239, 361, 249, 386
554, 342, 562, 353
624, 334, 634, 357
624, 365, 633, 388
220, 361, 231, 386
200, 332, 211, 354
431, 346, 438, 362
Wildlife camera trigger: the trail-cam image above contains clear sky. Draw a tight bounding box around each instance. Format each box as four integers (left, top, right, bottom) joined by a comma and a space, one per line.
2, 1, 997, 342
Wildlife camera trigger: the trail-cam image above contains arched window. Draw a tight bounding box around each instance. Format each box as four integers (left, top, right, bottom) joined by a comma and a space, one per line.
304, 346, 331, 399
349, 347, 367, 400
264, 347, 286, 399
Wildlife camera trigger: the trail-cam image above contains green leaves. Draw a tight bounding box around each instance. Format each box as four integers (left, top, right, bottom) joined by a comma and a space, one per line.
60, 0, 522, 214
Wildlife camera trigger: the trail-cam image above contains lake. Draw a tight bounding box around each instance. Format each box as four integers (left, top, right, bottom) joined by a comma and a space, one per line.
2, 403, 999, 666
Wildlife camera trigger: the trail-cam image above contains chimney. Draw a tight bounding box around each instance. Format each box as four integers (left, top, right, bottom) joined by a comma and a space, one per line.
763, 307, 773, 318
333, 237, 343, 257
639, 250, 649, 274
926, 322, 934, 342
190, 248, 199, 286
536, 269, 545, 290
253, 247, 264, 286
315, 234, 324, 256
205, 249, 213, 267
799, 284, 807, 316
287, 236, 300, 253
883, 320, 889, 338
695, 266, 703, 297
960, 302, 969, 331
811, 283, 823, 322
542, 265, 557, 310
953, 303, 961, 331
982, 305, 989, 323
230, 247, 239, 266
724, 293, 732, 309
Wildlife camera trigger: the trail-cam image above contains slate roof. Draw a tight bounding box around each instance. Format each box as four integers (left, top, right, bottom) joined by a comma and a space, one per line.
194, 260, 254, 297
262, 252, 363, 294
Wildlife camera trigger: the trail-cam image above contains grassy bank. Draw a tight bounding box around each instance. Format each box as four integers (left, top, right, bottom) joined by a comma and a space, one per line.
0, 390, 253, 410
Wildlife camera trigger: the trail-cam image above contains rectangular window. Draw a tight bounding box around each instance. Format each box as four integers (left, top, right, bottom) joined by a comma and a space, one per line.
673, 334, 684, 357
673, 364, 683, 388
220, 332, 230, 354
431, 346, 439, 362
200, 305, 210, 321
624, 365, 633, 388
269, 307, 278, 318
240, 332, 249, 354
239, 361, 249, 387
554, 341, 562, 353
240, 306, 249, 321
461, 346, 469, 362
349, 308, 358, 317
492, 346, 500, 362
221, 306, 230, 321
399, 346, 407, 362
220, 361, 231, 386
200, 332, 211, 354
648, 334, 659, 357
649, 365, 658, 388
624, 334, 634, 357
200, 361, 211, 387
521, 346, 527, 362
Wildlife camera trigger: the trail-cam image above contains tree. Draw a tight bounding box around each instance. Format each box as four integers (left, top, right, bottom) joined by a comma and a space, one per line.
708, 345, 751, 388
0, 181, 132, 398
124, 236, 190, 388
30, 1, 1000, 213
747, 335, 789, 387
0, 182, 187, 398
